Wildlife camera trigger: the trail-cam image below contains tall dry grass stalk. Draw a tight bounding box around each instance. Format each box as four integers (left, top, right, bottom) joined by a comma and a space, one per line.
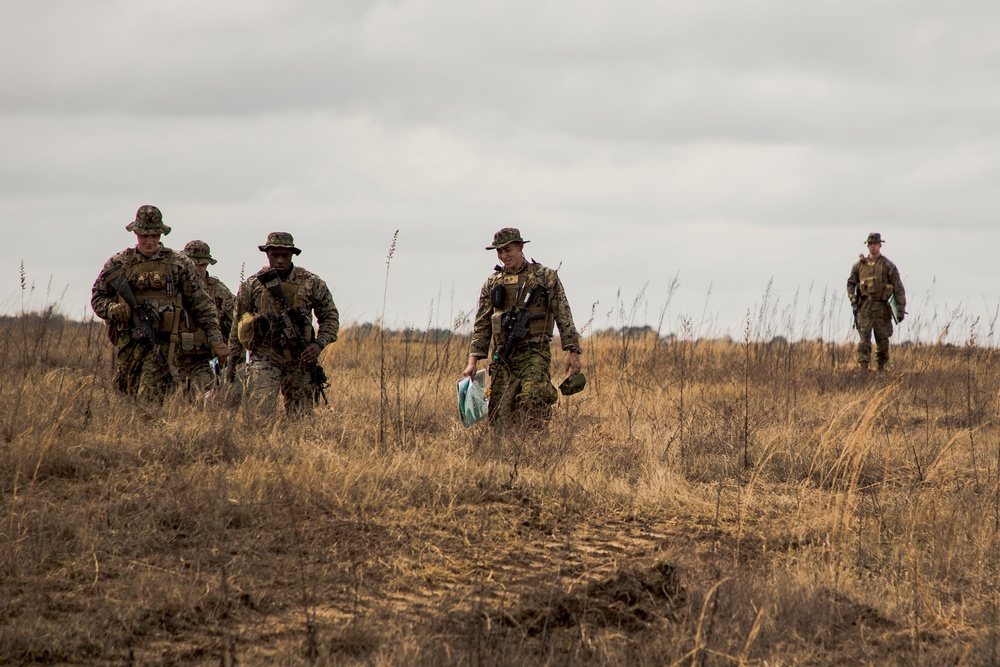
1, 297, 1000, 664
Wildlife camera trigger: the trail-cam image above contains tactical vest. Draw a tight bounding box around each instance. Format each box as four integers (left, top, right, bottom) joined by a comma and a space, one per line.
257, 267, 310, 311
174, 276, 221, 355
490, 266, 554, 344
254, 267, 315, 357
858, 257, 894, 301
116, 249, 188, 341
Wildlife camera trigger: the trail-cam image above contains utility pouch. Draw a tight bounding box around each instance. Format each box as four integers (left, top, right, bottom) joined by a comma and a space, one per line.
491, 311, 505, 341
490, 283, 505, 309
180, 332, 195, 352
882, 283, 894, 300
150, 272, 165, 290
160, 308, 175, 333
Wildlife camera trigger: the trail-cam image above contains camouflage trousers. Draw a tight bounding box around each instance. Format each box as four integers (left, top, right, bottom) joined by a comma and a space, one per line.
175, 353, 218, 396
488, 341, 559, 427
243, 353, 318, 418
856, 300, 894, 368
113, 338, 173, 403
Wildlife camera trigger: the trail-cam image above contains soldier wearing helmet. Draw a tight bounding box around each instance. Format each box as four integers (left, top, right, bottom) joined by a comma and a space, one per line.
462, 228, 583, 426
847, 232, 907, 371
90, 206, 228, 402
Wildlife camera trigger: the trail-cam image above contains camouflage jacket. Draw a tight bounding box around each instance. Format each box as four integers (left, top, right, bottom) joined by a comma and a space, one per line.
91, 245, 223, 347
847, 254, 906, 310
229, 265, 339, 361
469, 260, 581, 358
205, 276, 236, 344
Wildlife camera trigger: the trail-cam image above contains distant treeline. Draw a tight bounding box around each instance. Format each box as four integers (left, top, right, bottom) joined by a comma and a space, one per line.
0, 313, 981, 351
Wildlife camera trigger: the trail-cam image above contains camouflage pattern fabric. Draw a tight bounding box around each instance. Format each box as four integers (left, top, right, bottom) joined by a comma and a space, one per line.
174, 275, 236, 395
208, 276, 237, 344
487, 341, 559, 426
182, 239, 217, 265
228, 265, 338, 413
174, 354, 217, 395
856, 301, 894, 368
91, 245, 223, 401
847, 254, 906, 369
470, 259, 579, 425
469, 261, 580, 358
125, 205, 171, 235
113, 338, 174, 402
242, 355, 315, 418
257, 231, 301, 254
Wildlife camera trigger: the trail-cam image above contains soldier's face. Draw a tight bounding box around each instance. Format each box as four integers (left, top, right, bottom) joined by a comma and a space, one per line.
267, 249, 294, 274
135, 232, 161, 256
496, 243, 525, 271
194, 263, 209, 281
868, 242, 882, 258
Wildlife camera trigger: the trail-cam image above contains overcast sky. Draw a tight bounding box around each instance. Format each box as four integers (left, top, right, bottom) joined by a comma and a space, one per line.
3, 0, 999, 344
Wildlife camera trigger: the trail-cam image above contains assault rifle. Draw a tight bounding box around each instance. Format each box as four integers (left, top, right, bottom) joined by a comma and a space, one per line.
256, 268, 329, 404
850, 285, 861, 330
490, 281, 547, 370
103, 264, 175, 388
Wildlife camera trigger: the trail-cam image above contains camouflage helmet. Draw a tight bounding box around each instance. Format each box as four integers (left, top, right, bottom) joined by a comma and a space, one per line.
865, 232, 884, 245
486, 227, 530, 250
125, 205, 171, 235
182, 240, 217, 265
258, 231, 301, 255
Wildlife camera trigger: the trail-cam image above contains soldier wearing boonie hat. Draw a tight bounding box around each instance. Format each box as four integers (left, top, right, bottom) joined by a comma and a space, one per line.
463, 227, 584, 427
90, 206, 227, 402
847, 232, 907, 372
227, 232, 339, 417
174, 240, 237, 394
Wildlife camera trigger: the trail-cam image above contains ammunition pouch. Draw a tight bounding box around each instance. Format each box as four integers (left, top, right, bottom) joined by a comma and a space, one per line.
179, 330, 208, 353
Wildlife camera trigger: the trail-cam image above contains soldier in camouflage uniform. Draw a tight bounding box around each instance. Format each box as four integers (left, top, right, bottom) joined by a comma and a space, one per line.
174, 240, 237, 394
847, 232, 906, 371
91, 206, 228, 402
226, 232, 339, 417
463, 228, 582, 426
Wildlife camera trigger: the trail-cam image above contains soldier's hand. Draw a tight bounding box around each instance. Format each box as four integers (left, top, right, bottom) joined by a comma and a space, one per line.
224, 360, 237, 384
211, 342, 230, 366
897, 311, 905, 323
109, 302, 131, 323
300, 342, 321, 364
565, 351, 582, 375
463, 356, 479, 380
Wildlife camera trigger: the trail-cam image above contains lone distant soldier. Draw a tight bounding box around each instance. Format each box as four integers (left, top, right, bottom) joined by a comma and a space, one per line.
462, 228, 582, 426
226, 232, 339, 416
847, 232, 906, 372
91, 206, 228, 402
175, 240, 237, 394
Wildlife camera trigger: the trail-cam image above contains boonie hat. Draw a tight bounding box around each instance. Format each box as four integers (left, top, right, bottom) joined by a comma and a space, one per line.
183, 240, 217, 265
125, 205, 171, 235
866, 232, 884, 245
559, 372, 587, 396
258, 231, 302, 255
486, 227, 530, 250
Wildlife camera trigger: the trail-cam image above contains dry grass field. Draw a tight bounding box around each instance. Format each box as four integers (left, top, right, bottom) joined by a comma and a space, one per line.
2, 309, 1000, 665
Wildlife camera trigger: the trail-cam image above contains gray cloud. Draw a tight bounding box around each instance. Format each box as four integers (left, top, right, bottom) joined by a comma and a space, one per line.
2, 0, 999, 342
